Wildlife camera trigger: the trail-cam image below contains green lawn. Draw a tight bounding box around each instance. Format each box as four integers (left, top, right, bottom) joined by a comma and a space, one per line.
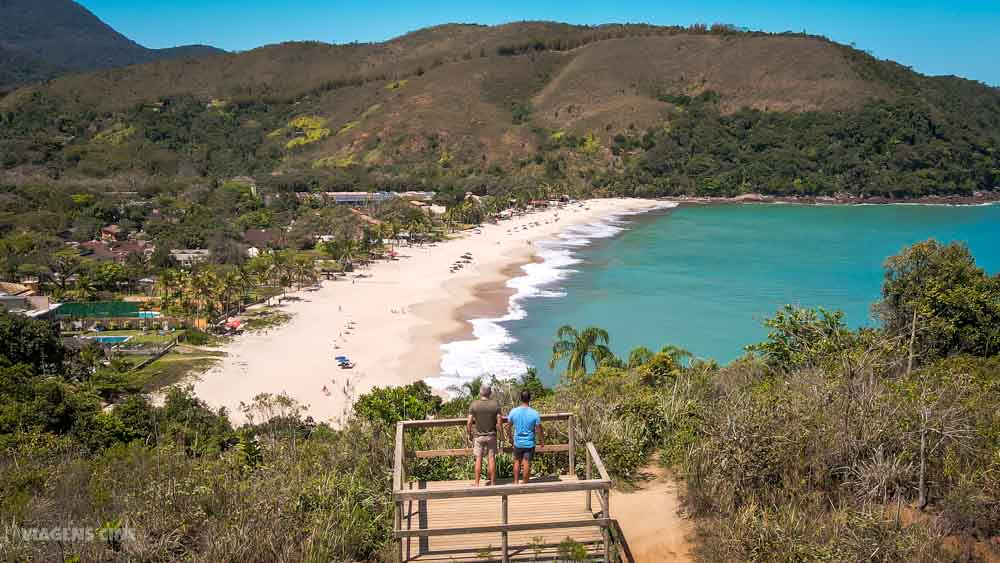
133, 348, 226, 392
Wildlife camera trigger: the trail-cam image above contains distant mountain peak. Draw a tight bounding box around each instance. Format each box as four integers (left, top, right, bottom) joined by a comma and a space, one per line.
0, 0, 224, 89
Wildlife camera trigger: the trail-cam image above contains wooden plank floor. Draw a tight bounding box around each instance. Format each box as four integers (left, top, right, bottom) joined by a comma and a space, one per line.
401, 476, 604, 562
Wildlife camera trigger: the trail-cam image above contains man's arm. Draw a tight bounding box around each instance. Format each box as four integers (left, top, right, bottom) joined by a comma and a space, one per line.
535, 422, 543, 448
497, 412, 505, 442
466, 414, 474, 442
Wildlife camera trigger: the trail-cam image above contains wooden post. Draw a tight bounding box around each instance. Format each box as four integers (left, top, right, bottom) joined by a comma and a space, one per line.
585, 445, 592, 512
395, 500, 403, 562
601, 489, 611, 562
501, 495, 509, 563
568, 414, 575, 477
394, 422, 405, 563
405, 482, 413, 562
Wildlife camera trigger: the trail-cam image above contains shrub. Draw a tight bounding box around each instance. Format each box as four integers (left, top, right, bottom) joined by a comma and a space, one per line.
180, 328, 210, 346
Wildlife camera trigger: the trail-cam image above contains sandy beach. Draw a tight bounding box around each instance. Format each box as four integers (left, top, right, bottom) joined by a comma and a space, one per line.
191, 198, 665, 425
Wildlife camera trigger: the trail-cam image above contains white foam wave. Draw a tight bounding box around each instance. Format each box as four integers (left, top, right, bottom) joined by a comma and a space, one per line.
427, 202, 676, 394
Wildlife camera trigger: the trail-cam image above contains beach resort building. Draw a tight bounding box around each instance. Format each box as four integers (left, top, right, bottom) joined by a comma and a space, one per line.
0, 282, 60, 319
170, 249, 212, 266
294, 191, 436, 206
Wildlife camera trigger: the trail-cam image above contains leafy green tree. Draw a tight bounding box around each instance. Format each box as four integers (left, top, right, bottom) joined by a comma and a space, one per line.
0, 231, 57, 282
158, 386, 235, 456
235, 429, 264, 470
42, 249, 87, 292
747, 305, 853, 371
0, 311, 64, 373
518, 368, 549, 400
88, 262, 128, 293
354, 382, 441, 426
150, 245, 177, 269
878, 239, 1000, 360
637, 352, 682, 386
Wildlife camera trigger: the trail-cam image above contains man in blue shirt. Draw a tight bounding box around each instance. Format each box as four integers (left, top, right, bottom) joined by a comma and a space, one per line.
506, 390, 543, 484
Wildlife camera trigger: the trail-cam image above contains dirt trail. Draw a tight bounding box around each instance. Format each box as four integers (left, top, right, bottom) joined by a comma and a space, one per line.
613, 464, 695, 562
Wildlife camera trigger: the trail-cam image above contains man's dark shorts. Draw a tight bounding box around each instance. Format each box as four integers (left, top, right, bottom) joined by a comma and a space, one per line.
512, 446, 535, 461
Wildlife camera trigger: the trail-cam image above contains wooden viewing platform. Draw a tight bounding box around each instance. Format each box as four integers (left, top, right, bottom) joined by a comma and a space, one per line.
393, 413, 632, 562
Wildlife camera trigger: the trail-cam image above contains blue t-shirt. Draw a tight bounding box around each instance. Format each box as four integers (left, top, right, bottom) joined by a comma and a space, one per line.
508, 406, 541, 449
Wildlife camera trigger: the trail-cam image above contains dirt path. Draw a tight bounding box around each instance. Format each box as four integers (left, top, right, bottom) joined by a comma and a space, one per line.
613, 464, 695, 562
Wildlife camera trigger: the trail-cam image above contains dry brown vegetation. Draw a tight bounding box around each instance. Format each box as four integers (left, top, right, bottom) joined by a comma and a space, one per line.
0, 24, 890, 137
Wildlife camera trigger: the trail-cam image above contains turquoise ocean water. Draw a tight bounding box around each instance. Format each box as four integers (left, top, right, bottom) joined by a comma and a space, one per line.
429, 203, 1000, 388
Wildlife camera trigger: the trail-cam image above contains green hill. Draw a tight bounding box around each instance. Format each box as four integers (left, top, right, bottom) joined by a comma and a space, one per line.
1, 22, 999, 198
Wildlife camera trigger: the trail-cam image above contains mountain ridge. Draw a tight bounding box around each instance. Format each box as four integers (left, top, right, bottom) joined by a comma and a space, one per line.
0, 0, 225, 90
1, 21, 998, 200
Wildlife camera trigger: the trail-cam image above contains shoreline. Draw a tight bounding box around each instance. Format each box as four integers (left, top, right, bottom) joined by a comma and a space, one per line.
664, 191, 1000, 206
189, 198, 667, 425
428, 200, 679, 392
399, 243, 537, 394
445, 260, 528, 343
177, 194, 992, 424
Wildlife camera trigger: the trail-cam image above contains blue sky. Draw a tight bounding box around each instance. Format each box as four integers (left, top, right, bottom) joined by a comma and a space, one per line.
79, 0, 1000, 86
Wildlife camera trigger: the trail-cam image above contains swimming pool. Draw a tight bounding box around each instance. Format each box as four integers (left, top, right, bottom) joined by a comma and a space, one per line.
88, 336, 132, 345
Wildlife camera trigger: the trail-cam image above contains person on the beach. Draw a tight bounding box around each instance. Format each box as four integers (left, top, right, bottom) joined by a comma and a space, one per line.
507, 390, 543, 485
467, 383, 502, 486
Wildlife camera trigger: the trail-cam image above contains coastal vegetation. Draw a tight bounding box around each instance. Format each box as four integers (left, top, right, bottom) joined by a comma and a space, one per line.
2, 239, 998, 560
0, 175, 459, 394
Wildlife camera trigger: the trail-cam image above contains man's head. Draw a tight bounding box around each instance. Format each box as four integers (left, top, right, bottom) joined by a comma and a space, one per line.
479, 382, 492, 399
520, 390, 531, 404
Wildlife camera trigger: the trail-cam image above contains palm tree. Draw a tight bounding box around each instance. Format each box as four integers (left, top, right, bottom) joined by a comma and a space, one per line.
220, 268, 243, 316
336, 237, 359, 269
449, 375, 485, 400
234, 264, 256, 311
388, 221, 401, 250
660, 344, 693, 367
549, 325, 613, 375
291, 254, 316, 288
410, 220, 429, 246
189, 268, 223, 319
156, 269, 187, 315
627, 346, 655, 369
269, 250, 295, 296
244, 256, 274, 302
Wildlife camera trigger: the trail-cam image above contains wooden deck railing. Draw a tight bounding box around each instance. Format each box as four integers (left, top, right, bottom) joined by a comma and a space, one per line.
392, 413, 627, 562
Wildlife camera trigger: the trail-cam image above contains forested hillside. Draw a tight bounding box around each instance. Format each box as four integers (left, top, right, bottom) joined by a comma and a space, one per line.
2, 240, 998, 560
0, 0, 224, 90
1, 21, 999, 201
